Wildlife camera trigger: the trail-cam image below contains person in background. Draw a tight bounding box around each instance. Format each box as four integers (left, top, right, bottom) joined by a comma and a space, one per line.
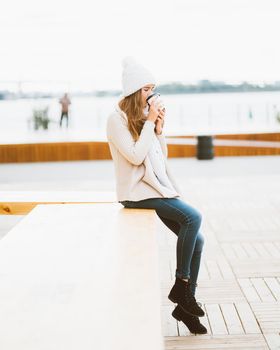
59, 93, 71, 128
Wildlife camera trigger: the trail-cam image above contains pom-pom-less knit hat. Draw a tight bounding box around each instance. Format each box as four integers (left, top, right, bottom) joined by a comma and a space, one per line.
121, 56, 156, 97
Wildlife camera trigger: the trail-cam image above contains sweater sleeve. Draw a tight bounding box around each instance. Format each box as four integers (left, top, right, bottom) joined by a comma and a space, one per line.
107, 114, 156, 166
156, 132, 168, 158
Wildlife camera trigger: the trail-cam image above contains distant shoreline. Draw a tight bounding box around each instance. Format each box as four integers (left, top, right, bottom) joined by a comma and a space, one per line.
1, 80, 280, 99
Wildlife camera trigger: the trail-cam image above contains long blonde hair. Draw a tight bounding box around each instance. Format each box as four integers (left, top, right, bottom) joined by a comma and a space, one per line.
118, 89, 147, 141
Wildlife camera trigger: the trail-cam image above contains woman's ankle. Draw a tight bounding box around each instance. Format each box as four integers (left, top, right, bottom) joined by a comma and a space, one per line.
176, 277, 190, 283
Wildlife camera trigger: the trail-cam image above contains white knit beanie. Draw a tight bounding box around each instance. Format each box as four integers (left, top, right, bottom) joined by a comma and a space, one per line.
121, 56, 156, 97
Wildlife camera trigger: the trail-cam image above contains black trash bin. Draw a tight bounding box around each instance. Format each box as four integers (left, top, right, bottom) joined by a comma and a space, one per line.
196, 135, 214, 160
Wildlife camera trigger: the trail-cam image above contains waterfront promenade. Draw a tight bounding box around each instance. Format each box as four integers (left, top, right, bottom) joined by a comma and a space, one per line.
0, 155, 279, 349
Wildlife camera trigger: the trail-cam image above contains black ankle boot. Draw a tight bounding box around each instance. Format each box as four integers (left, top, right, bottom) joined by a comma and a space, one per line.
168, 278, 205, 317
172, 305, 207, 334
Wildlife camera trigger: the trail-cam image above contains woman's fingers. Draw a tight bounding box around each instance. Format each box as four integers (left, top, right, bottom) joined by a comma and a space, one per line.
159, 110, 165, 118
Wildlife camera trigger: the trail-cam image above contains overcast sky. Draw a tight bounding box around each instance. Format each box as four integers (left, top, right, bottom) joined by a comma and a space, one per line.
1, 0, 280, 91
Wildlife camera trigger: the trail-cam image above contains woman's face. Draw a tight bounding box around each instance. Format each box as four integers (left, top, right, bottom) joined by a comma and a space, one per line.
141, 84, 156, 108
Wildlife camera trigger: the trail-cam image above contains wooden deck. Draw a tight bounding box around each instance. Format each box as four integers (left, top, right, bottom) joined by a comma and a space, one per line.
157, 174, 280, 349
0, 160, 279, 349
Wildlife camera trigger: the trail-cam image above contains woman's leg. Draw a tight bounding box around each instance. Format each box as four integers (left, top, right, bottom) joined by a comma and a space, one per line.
158, 216, 204, 296
59, 112, 64, 127
189, 233, 204, 295
120, 198, 202, 281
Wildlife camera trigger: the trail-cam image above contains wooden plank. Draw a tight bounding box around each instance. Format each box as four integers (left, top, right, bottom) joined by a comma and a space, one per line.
253, 243, 271, 258
220, 303, 244, 335
264, 278, 280, 301
0, 191, 117, 202
165, 334, 268, 349
0, 141, 112, 163
218, 230, 280, 243
216, 256, 235, 279
0, 204, 164, 350
161, 305, 178, 336
235, 303, 261, 334
204, 304, 228, 335
250, 302, 280, 334
2, 138, 280, 164
196, 280, 246, 304
242, 243, 259, 258
262, 243, 280, 258
160, 131, 280, 141
251, 278, 276, 302
0, 191, 117, 215
238, 278, 262, 303
221, 243, 238, 259
232, 243, 249, 258
263, 333, 280, 350
198, 260, 210, 280
205, 260, 224, 280
229, 259, 280, 278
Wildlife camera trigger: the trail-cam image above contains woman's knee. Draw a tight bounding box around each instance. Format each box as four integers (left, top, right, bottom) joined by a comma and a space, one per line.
194, 210, 202, 225
195, 233, 205, 252
183, 208, 202, 227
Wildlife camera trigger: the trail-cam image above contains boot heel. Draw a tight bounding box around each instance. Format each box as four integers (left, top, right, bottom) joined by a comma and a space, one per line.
172, 311, 181, 322
168, 295, 176, 303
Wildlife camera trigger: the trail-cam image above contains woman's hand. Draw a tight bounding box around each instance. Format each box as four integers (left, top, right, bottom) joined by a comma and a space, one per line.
155, 108, 165, 135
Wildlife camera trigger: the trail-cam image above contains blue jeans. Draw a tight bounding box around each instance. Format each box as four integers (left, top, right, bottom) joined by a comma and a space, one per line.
120, 197, 204, 296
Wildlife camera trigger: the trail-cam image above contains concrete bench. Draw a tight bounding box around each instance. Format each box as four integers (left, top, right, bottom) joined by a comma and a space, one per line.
0, 191, 117, 215
0, 203, 164, 350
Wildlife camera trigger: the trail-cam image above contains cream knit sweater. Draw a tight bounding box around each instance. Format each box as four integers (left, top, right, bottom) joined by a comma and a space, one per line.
106, 104, 182, 202
144, 107, 178, 192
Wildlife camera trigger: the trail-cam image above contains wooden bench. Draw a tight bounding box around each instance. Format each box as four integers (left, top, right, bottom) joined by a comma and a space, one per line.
0, 191, 117, 215
0, 203, 164, 349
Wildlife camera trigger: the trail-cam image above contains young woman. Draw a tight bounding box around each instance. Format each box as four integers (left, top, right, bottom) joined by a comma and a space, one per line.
106, 57, 207, 335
